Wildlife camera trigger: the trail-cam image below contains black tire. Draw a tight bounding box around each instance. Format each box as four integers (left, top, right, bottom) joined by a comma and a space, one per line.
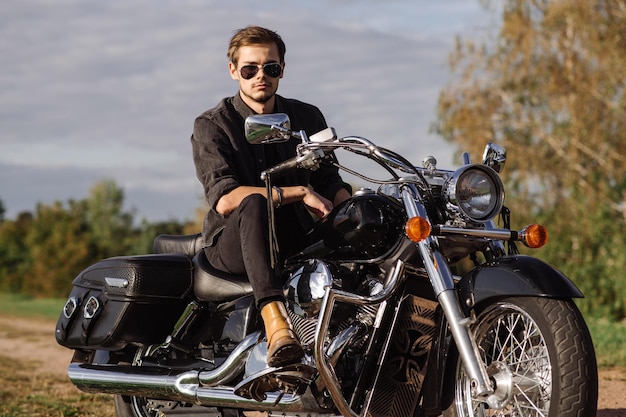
443, 297, 597, 417
114, 394, 224, 417
111, 347, 216, 417
114, 395, 157, 417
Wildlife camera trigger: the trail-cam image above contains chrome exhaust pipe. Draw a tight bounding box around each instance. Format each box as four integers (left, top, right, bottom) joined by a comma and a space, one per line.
68, 363, 319, 411
67, 331, 323, 412
68, 363, 196, 398
69, 330, 259, 394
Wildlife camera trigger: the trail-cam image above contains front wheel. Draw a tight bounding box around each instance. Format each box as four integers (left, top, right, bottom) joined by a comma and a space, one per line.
443, 296, 597, 417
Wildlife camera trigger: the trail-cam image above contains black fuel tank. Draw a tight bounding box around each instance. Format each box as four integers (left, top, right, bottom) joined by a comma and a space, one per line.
297, 190, 406, 261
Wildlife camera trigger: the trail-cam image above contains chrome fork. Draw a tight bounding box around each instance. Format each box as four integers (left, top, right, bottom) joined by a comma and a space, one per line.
401, 185, 494, 399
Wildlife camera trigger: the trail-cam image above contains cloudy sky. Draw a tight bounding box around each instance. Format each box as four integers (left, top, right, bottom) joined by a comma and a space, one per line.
1, 0, 492, 222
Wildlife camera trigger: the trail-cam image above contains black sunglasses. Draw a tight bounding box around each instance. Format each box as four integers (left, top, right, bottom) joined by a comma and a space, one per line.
239, 62, 282, 80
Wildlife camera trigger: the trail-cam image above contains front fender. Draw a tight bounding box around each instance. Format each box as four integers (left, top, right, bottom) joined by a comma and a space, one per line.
458, 255, 583, 308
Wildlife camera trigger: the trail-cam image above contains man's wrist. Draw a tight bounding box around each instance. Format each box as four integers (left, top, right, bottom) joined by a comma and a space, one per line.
272, 186, 283, 208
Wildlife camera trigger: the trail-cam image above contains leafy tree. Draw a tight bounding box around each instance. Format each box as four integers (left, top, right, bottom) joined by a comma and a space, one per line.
436, 0, 626, 319
85, 179, 135, 258
128, 218, 189, 255
19, 180, 144, 296
0, 179, 196, 298
0, 212, 33, 293
23, 200, 95, 296
184, 199, 209, 235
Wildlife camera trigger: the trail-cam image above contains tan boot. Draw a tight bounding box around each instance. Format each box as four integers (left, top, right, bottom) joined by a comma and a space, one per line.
260, 301, 304, 367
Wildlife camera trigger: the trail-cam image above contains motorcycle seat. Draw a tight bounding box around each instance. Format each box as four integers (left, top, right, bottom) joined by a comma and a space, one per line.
153, 233, 253, 302
153, 233, 204, 256
193, 250, 253, 302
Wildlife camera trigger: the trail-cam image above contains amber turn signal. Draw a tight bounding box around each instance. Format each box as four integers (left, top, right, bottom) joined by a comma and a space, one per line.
405, 216, 431, 242
520, 224, 548, 248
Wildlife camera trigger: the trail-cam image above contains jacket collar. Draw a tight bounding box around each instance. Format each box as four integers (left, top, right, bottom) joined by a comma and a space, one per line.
233, 92, 282, 119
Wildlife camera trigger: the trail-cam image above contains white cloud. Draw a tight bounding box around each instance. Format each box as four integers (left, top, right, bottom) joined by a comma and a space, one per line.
0, 0, 488, 221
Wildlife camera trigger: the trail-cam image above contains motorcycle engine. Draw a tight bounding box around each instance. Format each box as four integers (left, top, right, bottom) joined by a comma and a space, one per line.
284, 259, 383, 349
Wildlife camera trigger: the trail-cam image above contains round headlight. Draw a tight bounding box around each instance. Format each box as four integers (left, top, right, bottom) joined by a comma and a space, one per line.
444, 164, 504, 222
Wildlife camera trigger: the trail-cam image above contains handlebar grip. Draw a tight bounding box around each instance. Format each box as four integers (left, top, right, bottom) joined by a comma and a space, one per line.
261, 156, 300, 179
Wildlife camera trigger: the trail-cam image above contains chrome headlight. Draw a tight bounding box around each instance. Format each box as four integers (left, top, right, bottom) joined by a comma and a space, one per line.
443, 164, 504, 222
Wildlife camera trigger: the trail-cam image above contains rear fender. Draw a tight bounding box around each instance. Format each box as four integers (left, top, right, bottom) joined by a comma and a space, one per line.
458, 255, 583, 309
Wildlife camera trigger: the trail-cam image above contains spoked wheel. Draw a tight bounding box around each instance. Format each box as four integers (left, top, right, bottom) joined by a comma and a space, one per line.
443, 297, 597, 417
112, 347, 161, 417
114, 395, 162, 417
112, 347, 217, 417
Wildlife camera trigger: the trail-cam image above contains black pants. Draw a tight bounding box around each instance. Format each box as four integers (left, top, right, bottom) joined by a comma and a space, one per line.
204, 194, 305, 308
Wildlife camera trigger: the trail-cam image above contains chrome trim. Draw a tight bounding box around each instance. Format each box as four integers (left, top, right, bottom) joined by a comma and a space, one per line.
83, 296, 100, 319
104, 277, 129, 288
483, 220, 507, 256
171, 301, 202, 340
245, 113, 292, 144
314, 259, 405, 417
63, 297, 78, 319
435, 225, 513, 240
67, 331, 327, 412
401, 185, 455, 295
443, 164, 504, 223
68, 363, 324, 411
198, 331, 261, 386
482, 142, 506, 173
401, 184, 493, 398
325, 322, 366, 366
433, 223, 508, 257
438, 290, 492, 398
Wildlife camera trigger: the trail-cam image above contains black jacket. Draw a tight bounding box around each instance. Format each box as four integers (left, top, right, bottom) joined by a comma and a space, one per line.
191, 93, 351, 247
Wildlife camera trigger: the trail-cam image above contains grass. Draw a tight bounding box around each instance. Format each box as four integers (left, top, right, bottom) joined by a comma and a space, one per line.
0, 293, 115, 417
587, 317, 626, 368
0, 293, 65, 321
0, 354, 115, 417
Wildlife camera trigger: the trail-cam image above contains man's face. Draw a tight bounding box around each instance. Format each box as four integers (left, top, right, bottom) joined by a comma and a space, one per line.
229, 43, 284, 106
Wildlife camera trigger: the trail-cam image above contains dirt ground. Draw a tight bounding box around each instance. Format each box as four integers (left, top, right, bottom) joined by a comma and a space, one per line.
0, 315, 625, 416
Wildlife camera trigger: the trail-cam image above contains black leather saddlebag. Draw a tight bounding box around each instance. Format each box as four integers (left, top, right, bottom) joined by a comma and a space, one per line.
55, 254, 193, 350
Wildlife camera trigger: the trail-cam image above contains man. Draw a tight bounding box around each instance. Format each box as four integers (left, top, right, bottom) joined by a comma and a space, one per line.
191, 26, 351, 367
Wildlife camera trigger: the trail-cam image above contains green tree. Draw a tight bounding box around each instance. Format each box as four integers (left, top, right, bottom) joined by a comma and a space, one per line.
0, 198, 5, 223
0, 179, 192, 298
85, 179, 135, 258
436, 0, 626, 319
0, 212, 33, 293
128, 219, 189, 255
23, 200, 95, 296
20, 180, 138, 296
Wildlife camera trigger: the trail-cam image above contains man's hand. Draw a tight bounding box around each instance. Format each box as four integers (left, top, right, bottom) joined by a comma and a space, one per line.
216, 185, 346, 218
302, 189, 333, 218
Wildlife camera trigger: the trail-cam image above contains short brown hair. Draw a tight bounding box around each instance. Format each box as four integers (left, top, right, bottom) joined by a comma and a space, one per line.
227, 26, 286, 66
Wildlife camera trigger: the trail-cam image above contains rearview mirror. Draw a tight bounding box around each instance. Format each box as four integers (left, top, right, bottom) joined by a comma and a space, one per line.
482, 142, 506, 173
245, 113, 292, 144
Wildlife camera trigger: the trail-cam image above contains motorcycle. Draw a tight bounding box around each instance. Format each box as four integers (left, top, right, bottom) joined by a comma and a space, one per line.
56, 113, 598, 417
